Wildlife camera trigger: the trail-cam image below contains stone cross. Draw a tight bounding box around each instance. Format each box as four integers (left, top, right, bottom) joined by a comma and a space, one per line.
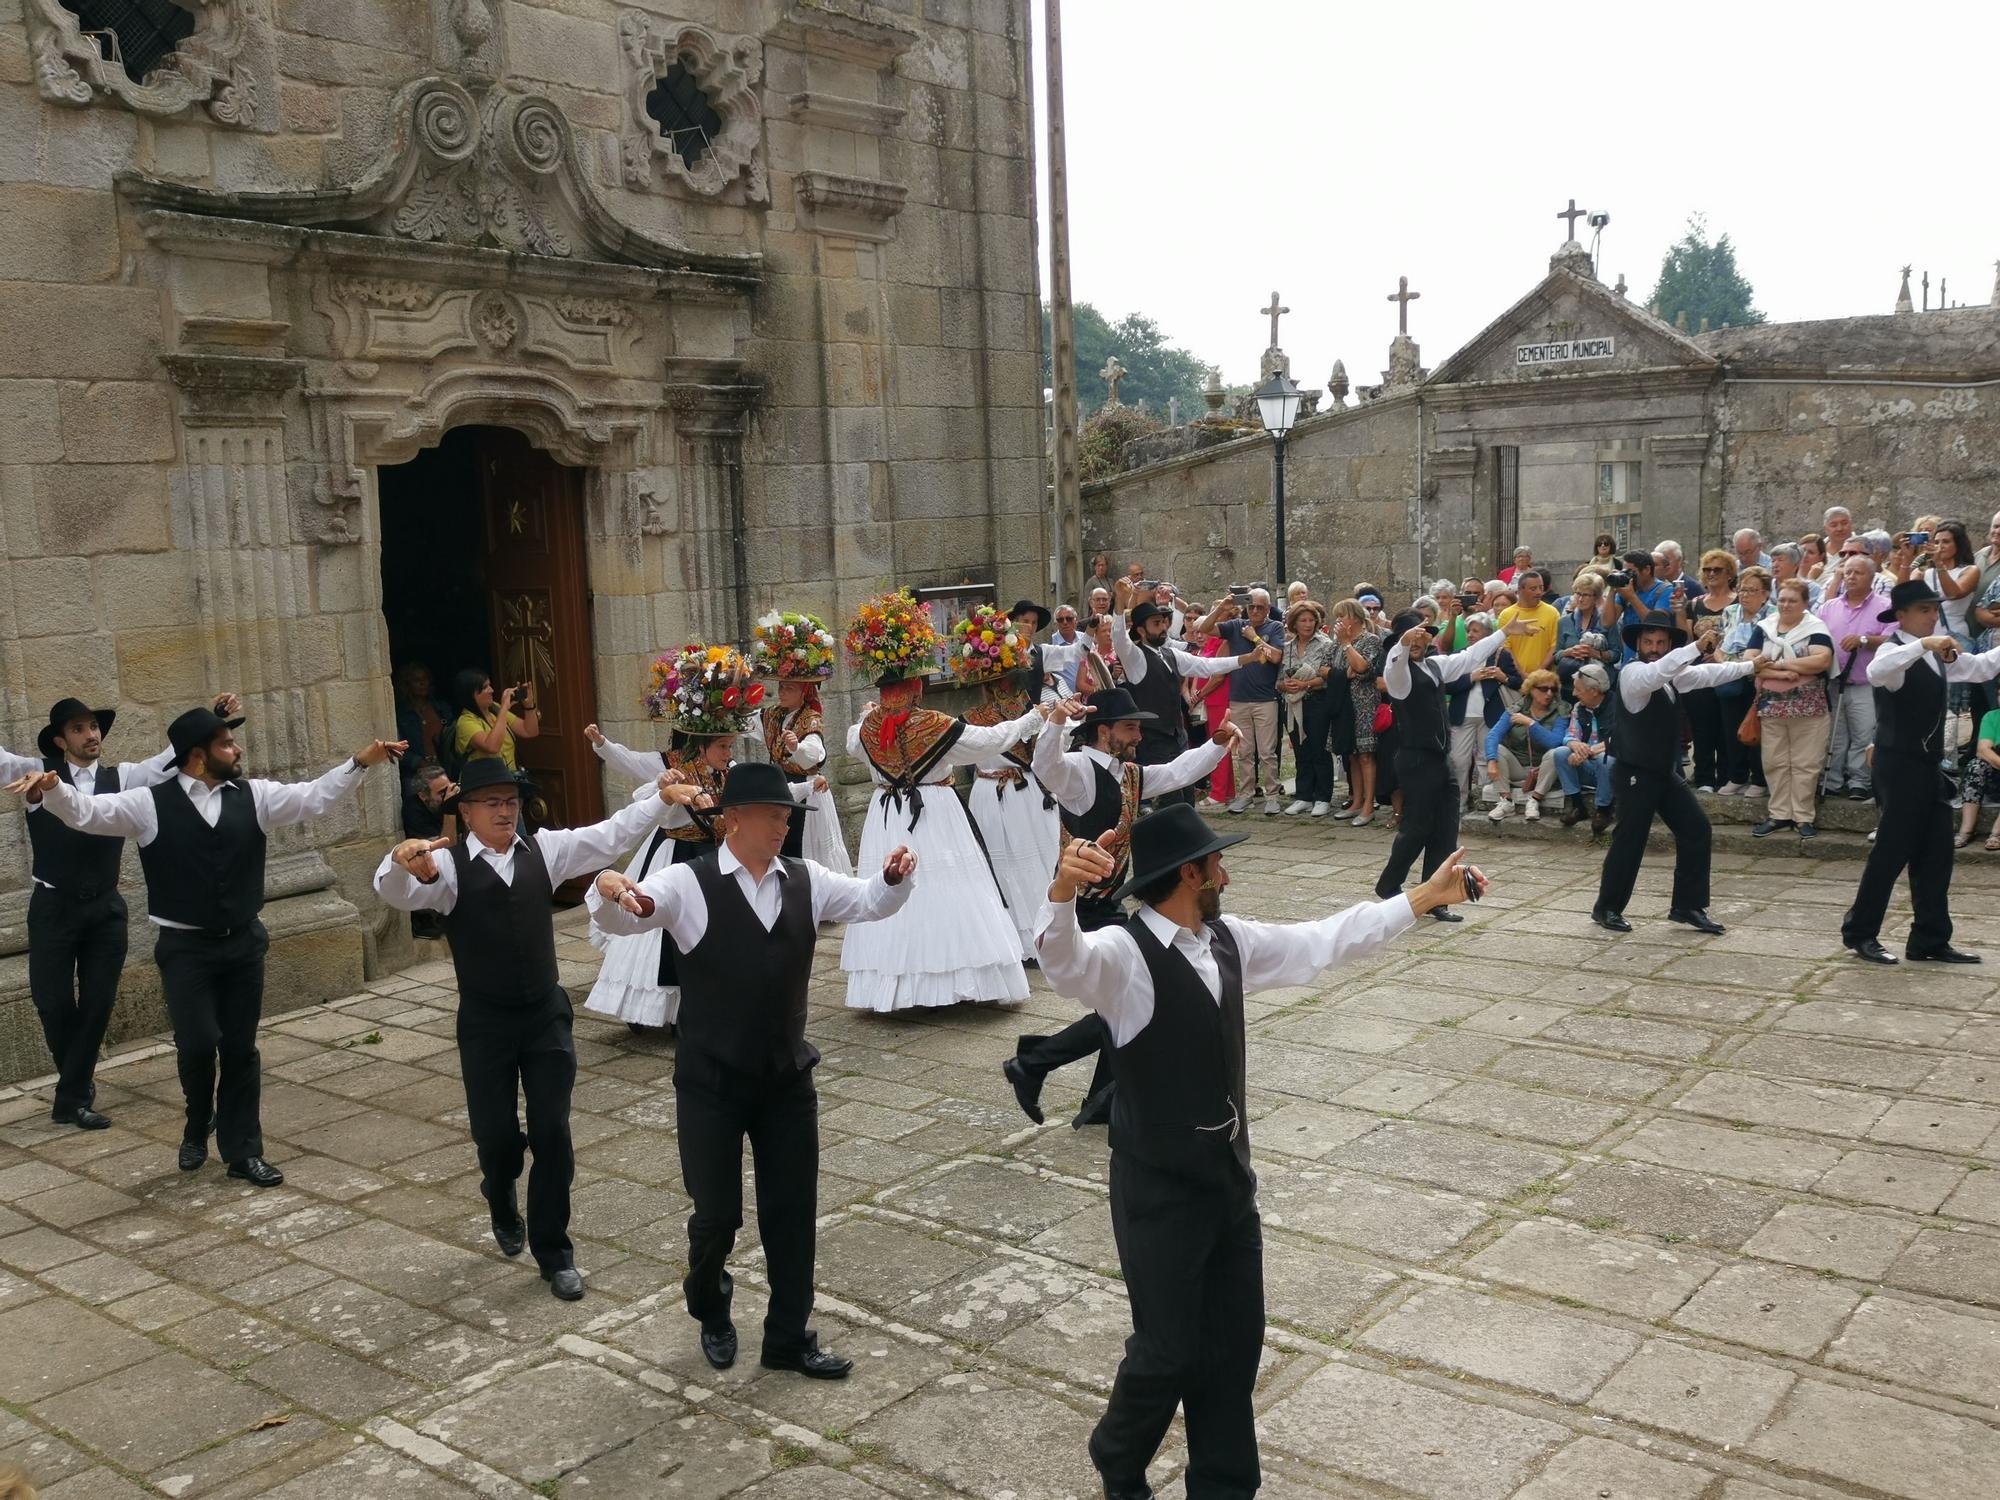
1386, 276, 1420, 335
1261, 291, 1289, 349
1099, 355, 1127, 407
1557, 198, 1585, 242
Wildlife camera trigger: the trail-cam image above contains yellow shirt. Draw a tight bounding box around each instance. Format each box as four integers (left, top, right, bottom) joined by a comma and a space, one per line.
1496, 601, 1561, 676
453, 709, 517, 771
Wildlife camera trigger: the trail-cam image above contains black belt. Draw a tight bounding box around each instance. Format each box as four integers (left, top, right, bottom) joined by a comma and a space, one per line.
33, 881, 114, 902
161, 922, 245, 939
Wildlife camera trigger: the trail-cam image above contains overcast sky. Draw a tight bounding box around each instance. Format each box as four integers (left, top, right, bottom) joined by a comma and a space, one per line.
1028, 1, 1999, 394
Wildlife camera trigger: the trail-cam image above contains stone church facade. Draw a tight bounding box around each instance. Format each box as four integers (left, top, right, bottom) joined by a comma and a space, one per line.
0, 0, 1040, 1082
1087, 241, 2000, 602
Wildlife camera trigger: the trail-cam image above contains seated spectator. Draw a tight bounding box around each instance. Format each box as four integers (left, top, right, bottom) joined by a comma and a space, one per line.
1683, 549, 1739, 791
1484, 668, 1566, 820
1715, 566, 1773, 796
402, 760, 452, 840
1556, 662, 1617, 832
1957, 703, 2000, 850
1744, 577, 1833, 840
1445, 612, 1521, 809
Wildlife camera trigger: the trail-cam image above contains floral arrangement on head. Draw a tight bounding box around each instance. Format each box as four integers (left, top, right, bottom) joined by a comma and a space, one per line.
752, 610, 836, 680
949, 603, 1030, 685
642, 642, 762, 733
844, 589, 939, 683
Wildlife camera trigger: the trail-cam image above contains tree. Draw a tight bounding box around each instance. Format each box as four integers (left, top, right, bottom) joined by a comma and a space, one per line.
1042, 302, 1215, 420
1647, 214, 1765, 331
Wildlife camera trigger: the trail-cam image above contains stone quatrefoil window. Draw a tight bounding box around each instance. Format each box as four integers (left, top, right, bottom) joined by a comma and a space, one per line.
645, 57, 725, 168
60, 0, 192, 83
28, 0, 258, 124
617, 12, 766, 201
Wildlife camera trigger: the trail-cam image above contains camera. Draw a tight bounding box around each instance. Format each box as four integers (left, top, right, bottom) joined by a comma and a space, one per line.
1458, 591, 1479, 610
1604, 569, 1633, 589
1229, 583, 1251, 605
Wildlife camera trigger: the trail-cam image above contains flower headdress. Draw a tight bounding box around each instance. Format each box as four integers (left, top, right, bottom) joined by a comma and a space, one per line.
844, 589, 939, 685
642, 642, 762, 734
948, 603, 1030, 685
752, 610, 836, 680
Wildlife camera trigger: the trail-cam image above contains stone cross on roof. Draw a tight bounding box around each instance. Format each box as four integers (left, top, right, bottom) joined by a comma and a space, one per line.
1261, 291, 1289, 349
1099, 355, 1127, 407
1557, 198, 1585, 242
1386, 275, 1420, 335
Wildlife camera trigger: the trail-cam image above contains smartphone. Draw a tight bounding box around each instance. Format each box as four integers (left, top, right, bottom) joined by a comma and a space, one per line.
1905, 531, 1932, 547
1458, 592, 1480, 610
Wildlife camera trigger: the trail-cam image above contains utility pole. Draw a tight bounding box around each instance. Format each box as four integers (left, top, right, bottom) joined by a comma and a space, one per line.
1044, 0, 1084, 605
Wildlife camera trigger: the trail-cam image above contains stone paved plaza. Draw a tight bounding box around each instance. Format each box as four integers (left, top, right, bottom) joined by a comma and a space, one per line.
5, 815, 2000, 1499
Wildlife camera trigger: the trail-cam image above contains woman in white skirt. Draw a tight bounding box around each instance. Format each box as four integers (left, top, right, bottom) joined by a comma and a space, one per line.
964, 669, 1060, 961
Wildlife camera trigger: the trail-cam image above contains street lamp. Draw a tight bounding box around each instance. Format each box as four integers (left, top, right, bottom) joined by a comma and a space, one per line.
1252, 370, 1304, 587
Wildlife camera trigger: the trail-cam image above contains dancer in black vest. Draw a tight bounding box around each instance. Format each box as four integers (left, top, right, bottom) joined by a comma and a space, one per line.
1039, 808, 1484, 1500
373, 757, 674, 1298
593, 763, 916, 1376
12, 706, 403, 1186
1377, 609, 1512, 921
1842, 578, 2000, 963
1594, 611, 1753, 934
0, 696, 214, 1127
1109, 583, 1270, 807
1002, 688, 1241, 1127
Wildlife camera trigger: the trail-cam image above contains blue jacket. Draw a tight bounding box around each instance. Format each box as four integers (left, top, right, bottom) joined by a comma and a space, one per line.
1484, 704, 1570, 763
1443, 648, 1522, 727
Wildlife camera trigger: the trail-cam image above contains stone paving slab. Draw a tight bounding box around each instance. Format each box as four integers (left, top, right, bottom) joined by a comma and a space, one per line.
2, 819, 2000, 1497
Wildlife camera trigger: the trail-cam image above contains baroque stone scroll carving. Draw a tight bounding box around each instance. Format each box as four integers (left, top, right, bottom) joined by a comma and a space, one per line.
617, 12, 767, 202
26, 0, 261, 126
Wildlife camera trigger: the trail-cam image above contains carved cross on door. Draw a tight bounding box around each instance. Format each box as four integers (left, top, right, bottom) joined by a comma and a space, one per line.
1386, 276, 1420, 335
1557, 198, 1586, 242
1261, 291, 1289, 349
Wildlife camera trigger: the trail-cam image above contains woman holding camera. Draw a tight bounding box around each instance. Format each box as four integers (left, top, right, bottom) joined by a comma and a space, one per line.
452, 669, 541, 771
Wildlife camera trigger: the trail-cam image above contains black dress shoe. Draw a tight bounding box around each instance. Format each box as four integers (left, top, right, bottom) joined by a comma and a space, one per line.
1002, 1055, 1045, 1126
492, 1218, 527, 1258
1668, 907, 1726, 935
53, 1105, 111, 1130
1431, 907, 1464, 923
227, 1157, 284, 1188
178, 1137, 208, 1172
1845, 937, 1898, 965
542, 1266, 585, 1301
1102, 1487, 1154, 1500
1592, 905, 1632, 933
1908, 945, 1982, 964
760, 1343, 852, 1380
700, 1322, 738, 1369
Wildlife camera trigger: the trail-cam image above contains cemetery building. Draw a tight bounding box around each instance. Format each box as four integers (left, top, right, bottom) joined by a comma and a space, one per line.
0, 0, 1042, 1083
1086, 238, 2000, 599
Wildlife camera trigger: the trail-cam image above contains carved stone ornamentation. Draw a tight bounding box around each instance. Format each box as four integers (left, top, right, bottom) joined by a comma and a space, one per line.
25, 0, 262, 127
617, 13, 767, 202
472, 291, 520, 351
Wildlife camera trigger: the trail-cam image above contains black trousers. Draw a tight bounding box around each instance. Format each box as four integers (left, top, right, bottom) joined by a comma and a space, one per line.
1843, 756, 1955, 953
675, 1044, 820, 1357
28, 887, 127, 1115
1718, 689, 1764, 787
1378, 748, 1458, 899
1092, 1157, 1263, 1500
1684, 687, 1726, 788
1596, 763, 1712, 914
155, 921, 268, 1161
1015, 1015, 1114, 1126
457, 987, 577, 1272
1289, 691, 1334, 804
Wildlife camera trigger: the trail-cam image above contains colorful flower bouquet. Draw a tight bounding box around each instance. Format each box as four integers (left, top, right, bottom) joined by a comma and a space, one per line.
752, 610, 836, 680
643, 642, 762, 733
948, 602, 1030, 684
844, 589, 939, 683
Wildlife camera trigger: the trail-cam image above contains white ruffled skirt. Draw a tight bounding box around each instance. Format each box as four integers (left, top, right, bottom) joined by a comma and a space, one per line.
841, 782, 1029, 1011
800, 781, 854, 876
582, 831, 682, 1028
967, 766, 1060, 960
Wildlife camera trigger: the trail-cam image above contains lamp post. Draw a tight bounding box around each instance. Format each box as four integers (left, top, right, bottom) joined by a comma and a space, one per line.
1252, 370, 1304, 587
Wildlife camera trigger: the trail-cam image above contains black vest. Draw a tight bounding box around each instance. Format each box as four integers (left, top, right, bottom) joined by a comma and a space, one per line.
1611, 676, 1681, 775
138, 779, 267, 932
1394, 662, 1449, 755
441, 837, 562, 1007
1109, 915, 1251, 1186
29, 760, 123, 897
674, 852, 819, 1074
1874, 648, 1948, 761
1127, 645, 1187, 760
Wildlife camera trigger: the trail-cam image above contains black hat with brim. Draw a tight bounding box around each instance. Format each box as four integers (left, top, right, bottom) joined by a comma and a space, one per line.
1129, 601, 1170, 632
166, 705, 245, 767
1879, 577, 1943, 623
1008, 599, 1052, 632
38, 697, 115, 761
1070, 685, 1157, 745
718, 761, 807, 814
1109, 803, 1250, 903
1619, 608, 1688, 651
1385, 610, 1439, 640
442, 756, 538, 814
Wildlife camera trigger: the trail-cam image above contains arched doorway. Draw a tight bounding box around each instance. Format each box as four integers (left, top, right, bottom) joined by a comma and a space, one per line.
377, 426, 603, 834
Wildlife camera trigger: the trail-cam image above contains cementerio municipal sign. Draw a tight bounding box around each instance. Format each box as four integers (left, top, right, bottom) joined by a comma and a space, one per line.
1515, 337, 1616, 367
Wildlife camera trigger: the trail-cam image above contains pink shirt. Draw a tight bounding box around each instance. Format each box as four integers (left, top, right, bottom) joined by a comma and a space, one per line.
1816, 590, 1885, 685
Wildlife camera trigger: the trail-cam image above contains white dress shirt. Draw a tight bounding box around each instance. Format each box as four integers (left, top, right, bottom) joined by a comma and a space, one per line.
1035, 893, 1415, 1046
591, 734, 667, 785
372, 790, 667, 912
589, 838, 911, 947
2, 744, 178, 888
1867, 630, 2000, 690
1617, 643, 1756, 714
1382, 625, 1507, 700
38, 760, 370, 928
1111, 613, 1248, 685
1031, 722, 1227, 815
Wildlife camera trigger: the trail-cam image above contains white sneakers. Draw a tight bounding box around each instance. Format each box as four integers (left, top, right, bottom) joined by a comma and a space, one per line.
1488, 799, 1510, 821
1264, 796, 1283, 816
1310, 800, 1331, 817
1226, 795, 1255, 814
1284, 799, 1311, 816
1523, 797, 1541, 821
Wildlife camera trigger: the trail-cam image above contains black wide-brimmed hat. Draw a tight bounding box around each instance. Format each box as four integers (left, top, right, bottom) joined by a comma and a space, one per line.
717, 761, 806, 813
166, 704, 245, 767
1619, 609, 1688, 651
1386, 610, 1439, 640
1109, 803, 1250, 903
442, 757, 537, 814
1879, 577, 1943, 623
1082, 686, 1155, 724
1129, 600, 1171, 631
38, 697, 115, 760
1008, 599, 1052, 632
